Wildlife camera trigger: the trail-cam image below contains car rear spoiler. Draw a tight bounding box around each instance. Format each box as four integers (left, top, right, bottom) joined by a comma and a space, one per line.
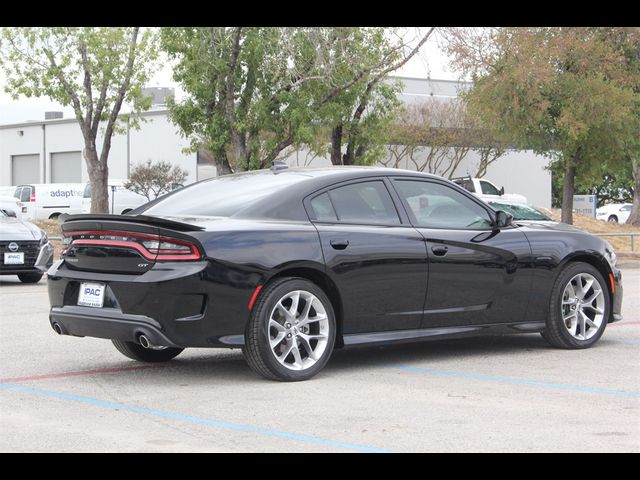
60, 213, 205, 232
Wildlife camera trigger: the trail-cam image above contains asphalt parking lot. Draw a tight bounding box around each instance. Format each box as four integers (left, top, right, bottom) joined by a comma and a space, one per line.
1, 263, 639, 452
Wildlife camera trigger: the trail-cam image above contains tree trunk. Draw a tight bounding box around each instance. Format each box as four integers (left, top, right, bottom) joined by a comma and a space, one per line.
627, 157, 640, 226
331, 125, 343, 165
561, 160, 577, 225
85, 145, 110, 214
214, 151, 234, 175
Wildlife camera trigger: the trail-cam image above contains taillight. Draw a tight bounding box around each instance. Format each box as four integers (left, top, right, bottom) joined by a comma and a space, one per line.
30, 192, 35, 202
62, 230, 202, 261
141, 238, 200, 260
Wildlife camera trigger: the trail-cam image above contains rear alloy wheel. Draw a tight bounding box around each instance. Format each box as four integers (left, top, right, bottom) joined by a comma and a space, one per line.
18, 273, 43, 283
111, 339, 183, 362
541, 262, 610, 349
243, 278, 336, 381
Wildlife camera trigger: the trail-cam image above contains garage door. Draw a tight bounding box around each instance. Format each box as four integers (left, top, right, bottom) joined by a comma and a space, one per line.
51, 151, 82, 183
11, 154, 40, 185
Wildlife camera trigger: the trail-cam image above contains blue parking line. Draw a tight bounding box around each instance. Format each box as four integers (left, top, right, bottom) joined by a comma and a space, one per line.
387, 365, 640, 398
0, 382, 390, 453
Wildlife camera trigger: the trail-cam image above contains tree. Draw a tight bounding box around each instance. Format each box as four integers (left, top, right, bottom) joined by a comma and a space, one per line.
444, 27, 638, 224
160, 27, 433, 174
124, 159, 188, 202
549, 159, 634, 208
383, 98, 508, 178
0, 27, 158, 213
326, 28, 435, 166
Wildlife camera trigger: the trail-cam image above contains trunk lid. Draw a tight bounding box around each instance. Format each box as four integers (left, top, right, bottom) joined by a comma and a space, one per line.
61, 214, 204, 274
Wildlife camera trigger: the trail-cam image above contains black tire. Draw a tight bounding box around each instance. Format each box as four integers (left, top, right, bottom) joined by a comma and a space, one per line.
541, 262, 610, 349
607, 215, 618, 223
111, 339, 184, 362
242, 277, 336, 381
18, 273, 43, 283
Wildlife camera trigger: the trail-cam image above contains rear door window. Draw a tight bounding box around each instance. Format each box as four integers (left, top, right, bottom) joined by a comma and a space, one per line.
324, 181, 400, 225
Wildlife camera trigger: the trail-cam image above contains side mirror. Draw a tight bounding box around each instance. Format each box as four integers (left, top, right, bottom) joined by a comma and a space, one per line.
499, 186, 505, 196
5, 209, 17, 217
495, 210, 513, 229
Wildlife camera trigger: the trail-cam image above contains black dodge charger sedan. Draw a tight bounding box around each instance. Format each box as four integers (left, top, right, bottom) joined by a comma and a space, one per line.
47, 167, 623, 381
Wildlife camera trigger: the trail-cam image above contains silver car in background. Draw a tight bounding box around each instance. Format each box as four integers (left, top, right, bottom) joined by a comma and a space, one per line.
0, 209, 54, 283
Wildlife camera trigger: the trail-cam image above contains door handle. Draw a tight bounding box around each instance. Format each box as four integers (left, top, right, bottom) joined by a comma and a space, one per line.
431, 245, 448, 256
330, 239, 349, 250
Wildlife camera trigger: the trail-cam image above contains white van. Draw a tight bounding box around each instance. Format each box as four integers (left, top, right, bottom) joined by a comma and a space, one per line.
81, 180, 149, 215
13, 183, 85, 220
0, 195, 23, 219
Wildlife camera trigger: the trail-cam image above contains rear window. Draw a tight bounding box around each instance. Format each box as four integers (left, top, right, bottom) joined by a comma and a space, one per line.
140, 172, 311, 217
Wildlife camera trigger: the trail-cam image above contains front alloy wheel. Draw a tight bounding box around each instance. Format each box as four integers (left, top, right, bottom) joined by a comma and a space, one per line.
243, 278, 336, 381
560, 273, 606, 341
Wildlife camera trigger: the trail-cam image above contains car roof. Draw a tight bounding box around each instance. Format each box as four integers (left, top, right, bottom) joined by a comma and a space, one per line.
233, 166, 451, 221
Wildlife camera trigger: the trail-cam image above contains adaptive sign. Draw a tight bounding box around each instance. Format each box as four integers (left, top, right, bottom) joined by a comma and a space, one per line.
573, 195, 597, 218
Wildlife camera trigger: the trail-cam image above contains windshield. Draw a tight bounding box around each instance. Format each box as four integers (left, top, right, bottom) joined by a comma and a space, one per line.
489, 202, 551, 221
140, 171, 311, 217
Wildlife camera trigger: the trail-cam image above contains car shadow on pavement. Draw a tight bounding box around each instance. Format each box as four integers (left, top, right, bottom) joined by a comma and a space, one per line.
324, 334, 551, 375
100, 334, 552, 384
0, 278, 45, 287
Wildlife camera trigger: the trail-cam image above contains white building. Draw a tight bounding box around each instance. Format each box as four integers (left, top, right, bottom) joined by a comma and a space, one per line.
0, 77, 552, 207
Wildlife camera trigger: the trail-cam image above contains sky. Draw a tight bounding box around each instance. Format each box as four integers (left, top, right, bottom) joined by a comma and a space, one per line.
0, 28, 457, 125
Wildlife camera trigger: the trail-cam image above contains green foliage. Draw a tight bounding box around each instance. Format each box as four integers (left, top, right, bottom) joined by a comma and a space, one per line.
550, 159, 634, 208
0, 27, 158, 130
0, 27, 159, 213
161, 27, 415, 172
125, 159, 188, 201
445, 27, 640, 222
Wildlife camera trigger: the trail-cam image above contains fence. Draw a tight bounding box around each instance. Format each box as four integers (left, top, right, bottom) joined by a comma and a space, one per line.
593, 233, 639, 252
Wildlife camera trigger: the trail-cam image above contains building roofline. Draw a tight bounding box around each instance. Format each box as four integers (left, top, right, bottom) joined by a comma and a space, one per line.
1, 77, 468, 129
0, 108, 169, 130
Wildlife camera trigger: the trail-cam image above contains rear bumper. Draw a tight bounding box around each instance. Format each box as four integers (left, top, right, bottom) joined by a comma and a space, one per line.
47, 258, 255, 347
49, 305, 180, 348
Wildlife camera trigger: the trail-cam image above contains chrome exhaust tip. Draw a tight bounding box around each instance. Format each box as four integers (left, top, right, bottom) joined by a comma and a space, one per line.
137, 333, 168, 350
138, 334, 151, 349
52, 323, 63, 335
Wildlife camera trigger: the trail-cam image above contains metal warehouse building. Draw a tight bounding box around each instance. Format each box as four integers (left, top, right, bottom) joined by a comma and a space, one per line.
0, 78, 552, 207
